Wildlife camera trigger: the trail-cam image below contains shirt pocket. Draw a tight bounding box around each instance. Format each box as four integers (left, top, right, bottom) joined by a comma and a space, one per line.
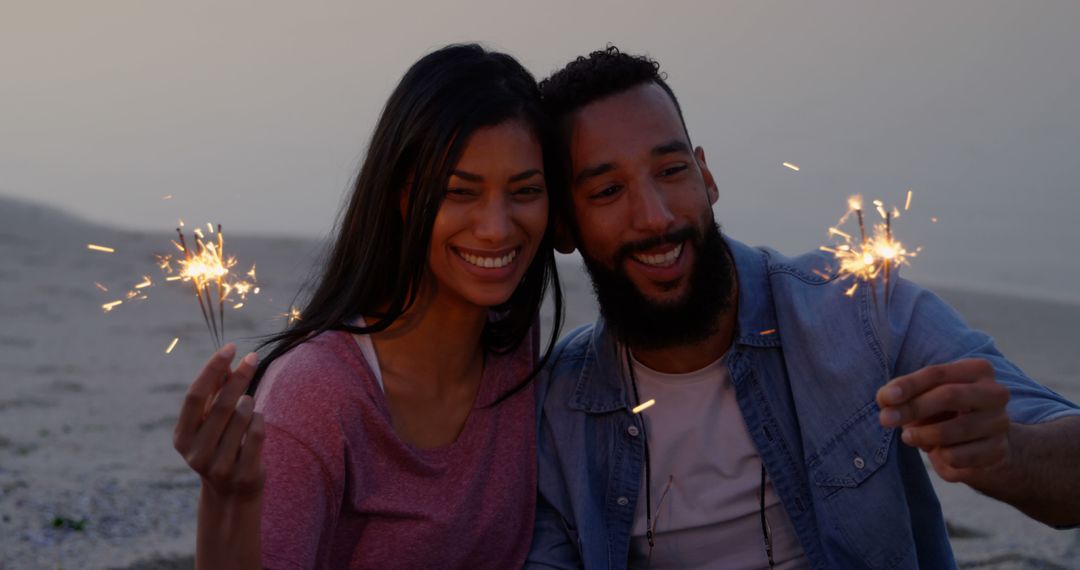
809, 401, 916, 569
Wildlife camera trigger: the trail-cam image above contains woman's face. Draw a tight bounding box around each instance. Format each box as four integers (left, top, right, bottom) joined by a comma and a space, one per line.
426, 119, 548, 309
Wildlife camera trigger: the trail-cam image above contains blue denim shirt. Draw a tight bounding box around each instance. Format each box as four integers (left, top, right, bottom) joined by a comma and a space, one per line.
526, 238, 1080, 570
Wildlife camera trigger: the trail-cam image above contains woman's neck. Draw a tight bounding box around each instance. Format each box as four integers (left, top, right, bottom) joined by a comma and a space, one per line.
366, 283, 488, 393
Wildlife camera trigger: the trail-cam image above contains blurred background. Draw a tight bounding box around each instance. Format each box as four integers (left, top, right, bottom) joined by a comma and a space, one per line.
2, 1, 1078, 568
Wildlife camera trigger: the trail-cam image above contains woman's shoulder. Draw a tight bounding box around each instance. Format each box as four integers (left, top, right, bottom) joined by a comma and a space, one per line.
254, 330, 376, 420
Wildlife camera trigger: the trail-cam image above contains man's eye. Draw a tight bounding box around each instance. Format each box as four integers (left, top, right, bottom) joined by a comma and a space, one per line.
659, 164, 688, 177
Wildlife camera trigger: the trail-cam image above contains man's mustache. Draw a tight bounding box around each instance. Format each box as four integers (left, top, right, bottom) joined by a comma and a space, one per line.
614, 227, 697, 264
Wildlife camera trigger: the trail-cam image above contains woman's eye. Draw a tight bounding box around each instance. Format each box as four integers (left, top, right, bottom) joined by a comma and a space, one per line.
445, 188, 475, 197
590, 185, 621, 200
513, 186, 545, 196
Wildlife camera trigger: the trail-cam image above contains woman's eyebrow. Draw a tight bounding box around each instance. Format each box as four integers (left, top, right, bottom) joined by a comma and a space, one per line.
450, 169, 543, 183
508, 169, 543, 183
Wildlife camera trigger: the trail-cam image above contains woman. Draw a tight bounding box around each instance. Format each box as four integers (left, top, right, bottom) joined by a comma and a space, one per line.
172, 44, 564, 569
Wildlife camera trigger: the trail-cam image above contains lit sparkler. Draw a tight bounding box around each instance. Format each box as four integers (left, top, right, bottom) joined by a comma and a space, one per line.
820, 193, 921, 301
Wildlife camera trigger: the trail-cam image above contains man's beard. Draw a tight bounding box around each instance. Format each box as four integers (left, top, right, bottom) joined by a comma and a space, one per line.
580, 221, 735, 350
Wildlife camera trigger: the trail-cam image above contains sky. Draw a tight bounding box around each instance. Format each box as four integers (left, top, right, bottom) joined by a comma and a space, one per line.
3, 0, 1079, 302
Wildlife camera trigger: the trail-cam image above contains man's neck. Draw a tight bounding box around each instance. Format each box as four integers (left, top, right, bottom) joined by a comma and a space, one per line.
630, 283, 739, 375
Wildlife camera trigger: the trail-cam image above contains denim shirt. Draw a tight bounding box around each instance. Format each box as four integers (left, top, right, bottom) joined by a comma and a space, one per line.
526, 238, 1080, 570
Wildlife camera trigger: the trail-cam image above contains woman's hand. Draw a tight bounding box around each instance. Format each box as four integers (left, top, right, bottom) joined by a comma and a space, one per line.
174, 343, 266, 500
175, 344, 266, 570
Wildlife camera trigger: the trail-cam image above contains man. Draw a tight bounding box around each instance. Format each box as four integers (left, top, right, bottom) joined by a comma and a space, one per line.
526, 47, 1080, 569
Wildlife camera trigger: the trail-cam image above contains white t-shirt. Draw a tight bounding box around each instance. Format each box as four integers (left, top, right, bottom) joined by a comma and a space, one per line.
352, 316, 384, 392
627, 351, 809, 570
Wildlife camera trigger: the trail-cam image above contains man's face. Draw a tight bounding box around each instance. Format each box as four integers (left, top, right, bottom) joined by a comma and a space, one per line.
565, 82, 732, 347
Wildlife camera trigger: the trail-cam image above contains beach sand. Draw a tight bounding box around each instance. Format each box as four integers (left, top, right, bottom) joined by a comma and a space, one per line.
1, 196, 1077, 569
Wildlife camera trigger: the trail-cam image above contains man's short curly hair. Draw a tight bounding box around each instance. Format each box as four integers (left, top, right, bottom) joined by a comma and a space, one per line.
539, 45, 690, 142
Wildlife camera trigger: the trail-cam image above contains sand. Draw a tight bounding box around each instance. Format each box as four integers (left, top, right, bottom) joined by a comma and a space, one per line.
1, 196, 1077, 569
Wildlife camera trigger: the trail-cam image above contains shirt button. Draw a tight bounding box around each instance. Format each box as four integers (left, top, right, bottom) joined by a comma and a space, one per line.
854, 456, 866, 469
616, 496, 629, 506
627, 426, 640, 437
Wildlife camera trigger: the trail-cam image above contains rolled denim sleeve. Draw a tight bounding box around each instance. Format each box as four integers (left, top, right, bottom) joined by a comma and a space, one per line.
890, 278, 1080, 424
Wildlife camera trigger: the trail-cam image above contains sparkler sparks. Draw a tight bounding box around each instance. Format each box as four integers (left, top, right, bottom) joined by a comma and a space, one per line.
632, 399, 656, 414
95, 222, 261, 349
87, 244, 115, 253
165, 337, 179, 354
822, 193, 922, 298
782, 162, 801, 172
94, 282, 109, 292
283, 306, 302, 327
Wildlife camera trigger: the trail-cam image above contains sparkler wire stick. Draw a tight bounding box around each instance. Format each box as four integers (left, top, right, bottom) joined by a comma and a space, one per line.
177, 228, 218, 347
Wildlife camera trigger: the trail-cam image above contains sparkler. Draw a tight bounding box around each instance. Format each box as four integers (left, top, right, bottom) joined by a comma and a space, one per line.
92, 222, 261, 351
166, 223, 259, 349
821, 193, 923, 369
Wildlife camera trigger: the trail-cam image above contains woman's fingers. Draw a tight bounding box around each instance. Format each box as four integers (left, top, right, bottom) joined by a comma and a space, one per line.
207, 395, 256, 486
187, 352, 258, 470
234, 413, 267, 497
174, 344, 236, 455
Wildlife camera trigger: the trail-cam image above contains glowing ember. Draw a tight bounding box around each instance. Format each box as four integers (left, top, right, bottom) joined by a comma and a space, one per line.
162, 194, 173, 201
782, 162, 801, 172
102, 300, 123, 312
759, 329, 777, 336
87, 244, 115, 253
165, 337, 179, 354
632, 399, 656, 414
94, 282, 108, 292
284, 306, 302, 327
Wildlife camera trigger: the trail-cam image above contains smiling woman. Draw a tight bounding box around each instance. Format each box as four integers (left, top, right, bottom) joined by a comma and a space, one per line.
170, 44, 564, 569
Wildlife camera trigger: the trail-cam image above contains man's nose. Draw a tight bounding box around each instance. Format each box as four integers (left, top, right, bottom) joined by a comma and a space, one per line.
629, 180, 675, 235
473, 195, 513, 242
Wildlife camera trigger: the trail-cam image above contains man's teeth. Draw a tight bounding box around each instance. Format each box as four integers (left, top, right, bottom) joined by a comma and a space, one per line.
633, 243, 683, 267
459, 249, 517, 269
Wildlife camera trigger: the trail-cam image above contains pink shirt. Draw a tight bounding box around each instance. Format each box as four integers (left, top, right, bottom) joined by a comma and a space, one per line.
253, 329, 537, 569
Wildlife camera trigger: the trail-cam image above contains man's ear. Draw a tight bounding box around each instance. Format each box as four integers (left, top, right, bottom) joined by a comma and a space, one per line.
553, 214, 577, 254
695, 146, 719, 206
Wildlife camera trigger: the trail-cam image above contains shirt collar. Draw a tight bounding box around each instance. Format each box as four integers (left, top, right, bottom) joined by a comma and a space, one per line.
568, 236, 780, 413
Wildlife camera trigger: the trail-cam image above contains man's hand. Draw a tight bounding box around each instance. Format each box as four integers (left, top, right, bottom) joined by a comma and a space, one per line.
876, 358, 1011, 483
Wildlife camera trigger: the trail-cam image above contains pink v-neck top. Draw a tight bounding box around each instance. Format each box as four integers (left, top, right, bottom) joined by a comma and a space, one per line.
253, 328, 538, 569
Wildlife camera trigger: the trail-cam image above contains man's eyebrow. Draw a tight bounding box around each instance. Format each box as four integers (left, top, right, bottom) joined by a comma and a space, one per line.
652, 140, 692, 157
573, 163, 614, 186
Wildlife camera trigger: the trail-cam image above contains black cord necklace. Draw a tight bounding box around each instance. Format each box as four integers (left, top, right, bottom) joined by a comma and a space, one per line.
624, 346, 775, 568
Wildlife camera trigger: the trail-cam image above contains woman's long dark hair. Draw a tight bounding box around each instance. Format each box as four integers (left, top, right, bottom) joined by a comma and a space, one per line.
247, 44, 564, 399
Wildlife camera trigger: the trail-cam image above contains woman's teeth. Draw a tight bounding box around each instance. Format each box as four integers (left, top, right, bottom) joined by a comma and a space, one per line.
459, 249, 517, 269
632, 243, 683, 267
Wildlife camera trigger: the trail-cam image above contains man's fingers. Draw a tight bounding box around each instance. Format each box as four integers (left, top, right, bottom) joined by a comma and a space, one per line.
928, 436, 1009, 478
900, 409, 1010, 448
174, 344, 237, 451
880, 378, 1007, 427
877, 358, 993, 409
